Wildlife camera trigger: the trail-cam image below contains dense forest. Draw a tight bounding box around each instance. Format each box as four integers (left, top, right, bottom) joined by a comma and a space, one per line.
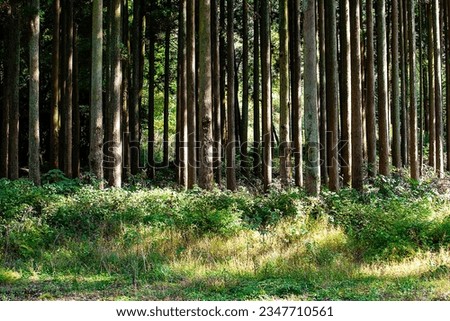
1, 0, 450, 302
0, 0, 449, 193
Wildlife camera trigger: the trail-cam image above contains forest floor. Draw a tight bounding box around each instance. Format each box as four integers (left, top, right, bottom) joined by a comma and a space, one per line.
0, 172, 449, 301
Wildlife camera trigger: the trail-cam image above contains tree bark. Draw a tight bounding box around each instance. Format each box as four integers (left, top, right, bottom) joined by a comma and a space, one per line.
366, 0, 376, 177
427, 3, 436, 169
108, 0, 123, 187
199, 0, 214, 190
377, 0, 390, 176
90, 0, 104, 186
226, 0, 237, 191
253, 0, 261, 177
408, 0, 419, 180
73, 25, 80, 177
50, 0, 61, 170
163, 0, 171, 167
212, 0, 222, 185
261, 0, 272, 192
325, 0, 339, 191
318, 0, 327, 185
29, 0, 41, 185
279, 0, 290, 186
350, 0, 363, 191
304, 0, 320, 196
339, 0, 351, 186
433, 0, 443, 177
178, 0, 188, 186
392, 0, 401, 169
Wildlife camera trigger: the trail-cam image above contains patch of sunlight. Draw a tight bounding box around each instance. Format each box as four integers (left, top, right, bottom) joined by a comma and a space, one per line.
0, 269, 21, 284
359, 249, 450, 278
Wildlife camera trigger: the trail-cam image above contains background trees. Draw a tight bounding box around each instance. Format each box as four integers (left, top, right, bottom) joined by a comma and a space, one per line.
0, 0, 449, 193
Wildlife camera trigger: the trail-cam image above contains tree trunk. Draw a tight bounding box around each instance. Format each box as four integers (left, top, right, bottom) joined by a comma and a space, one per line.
409, 0, 419, 180
366, 0, 376, 177
279, 0, 290, 186
29, 0, 41, 185
163, 0, 171, 167
325, 0, 339, 191
187, 0, 197, 188
318, 0, 327, 185
392, 0, 401, 169
304, 0, 320, 196
400, 0, 408, 166
292, 0, 302, 187
122, 0, 130, 180
261, 0, 272, 192
108, 0, 123, 187
147, 20, 156, 180
50, 0, 60, 170
238, 0, 249, 177
377, 0, 390, 176
446, 0, 450, 171
212, 0, 222, 185
63, 0, 74, 178
73, 25, 80, 177
339, 0, 351, 186
433, 0, 444, 177
178, 0, 188, 186
427, 3, 436, 169
198, 0, 214, 190
253, 0, 261, 177
90, 0, 104, 186
226, 0, 237, 191
350, 0, 363, 191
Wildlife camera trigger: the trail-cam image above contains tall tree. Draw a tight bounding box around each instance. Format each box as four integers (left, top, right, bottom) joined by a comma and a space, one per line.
29, 0, 40, 185
433, 0, 443, 177
427, 3, 436, 169
241, 0, 249, 176
50, 0, 61, 170
292, 0, 302, 187
63, 0, 74, 178
446, 0, 450, 171
279, 0, 290, 186
318, 0, 327, 184
147, 3, 156, 180
339, 0, 351, 185
377, 0, 390, 176
199, 0, 214, 190
304, 0, 320, 196
253, 0, 261, 177
409, 0, 419, 180
108, 0, 123, 187
350, 0, 363, 190
392, 0, 401, 168
212, 0, 222, 184
226, 0, 237, 190
261, 0, 272, 191
130, 0, 142, 175
178, 0, 188, 186
366, 0, 376, 177
89, 0, 104, 186
163, 0, 171, 167
187, 0, 197, 188
325, 0, 339, 191
73, 24, 80, 177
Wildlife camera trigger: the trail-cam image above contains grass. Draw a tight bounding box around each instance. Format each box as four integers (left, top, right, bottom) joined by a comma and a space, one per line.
0, 174, 450, 300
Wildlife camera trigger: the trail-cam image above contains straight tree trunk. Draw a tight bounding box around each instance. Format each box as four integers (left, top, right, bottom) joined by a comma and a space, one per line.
187, 0, 197, 188
253, 0, 261, 177
366, 0, 376, 177
350, 0, 363, 191
199, 0, 214, 190
433, 0, 444, 177
279, 0, 290, 186
339, 0, 351, 186
63, 0, 74, 178
427, 3, 436, 169
122, 0, 130, 180
50, 0, 60, 170
90, 0, 104, 186
240, 0, 249, 177
29, 0, 41, 185
304, 0, 320, 196
130, 0, 142, 175
148, 19, 156, 179
261, 0, 272, 191
292, 0, 302, 187
392, 0, 401, 169
325, 0, 339, 191
163, 0, 171, 167
400, 0, 408, 166
446, 0, 450, 171
212, 0, 222, 185
73, 25, 80, 177
226, 0, 237, 191
377, 0, 390, 176
318, 0, 327, 185
409, 0, 419, 180
109, 0, 123, 187
178, 0, 188, 186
